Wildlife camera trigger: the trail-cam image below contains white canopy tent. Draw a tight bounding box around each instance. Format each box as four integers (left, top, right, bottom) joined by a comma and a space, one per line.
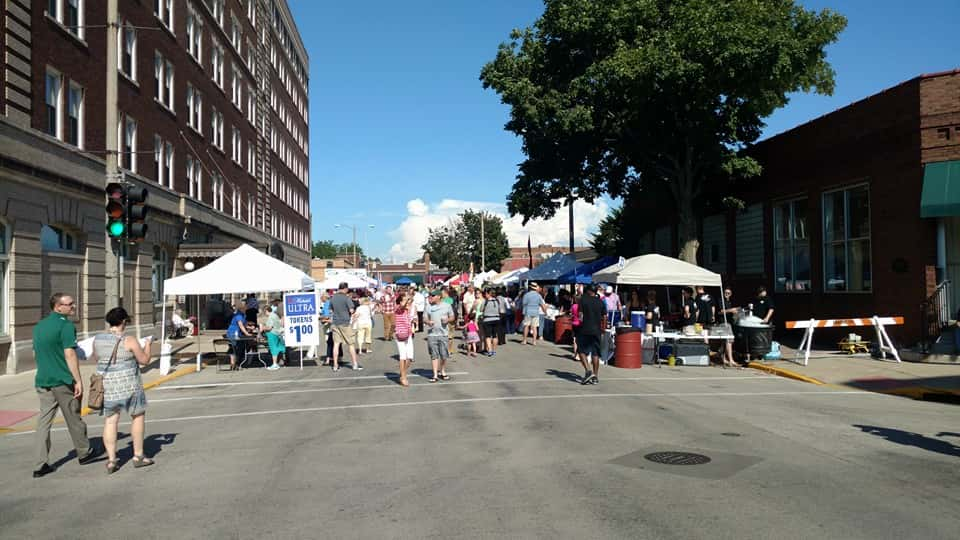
160, 244, 315, 370
313, 275, 369, 291
593, 254, 722, 287
491, 267, 528, 285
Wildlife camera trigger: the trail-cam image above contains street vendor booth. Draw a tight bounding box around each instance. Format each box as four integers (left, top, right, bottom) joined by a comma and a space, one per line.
520, 252, 579, 283
556, 256, 620, 285
592, 254, 734, 368
161, 244, 315, 373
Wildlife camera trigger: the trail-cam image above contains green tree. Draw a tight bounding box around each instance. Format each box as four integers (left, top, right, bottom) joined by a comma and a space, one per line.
311, 240, 338, 259
591, 206, 623, 257
481, 0, 846, 263
421, 211, 511, 272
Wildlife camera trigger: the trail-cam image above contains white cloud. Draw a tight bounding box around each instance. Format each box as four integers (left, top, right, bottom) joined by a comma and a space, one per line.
387, 198, 610, 263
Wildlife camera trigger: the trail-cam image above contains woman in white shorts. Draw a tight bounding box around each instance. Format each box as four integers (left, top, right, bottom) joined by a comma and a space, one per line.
394, 293, 417, 387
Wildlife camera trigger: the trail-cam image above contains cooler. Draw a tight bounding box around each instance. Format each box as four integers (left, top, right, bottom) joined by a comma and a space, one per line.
630, 311, 646, 329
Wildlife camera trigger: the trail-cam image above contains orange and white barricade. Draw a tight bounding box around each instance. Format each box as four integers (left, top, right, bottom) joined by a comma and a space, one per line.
785, 316, 904, 365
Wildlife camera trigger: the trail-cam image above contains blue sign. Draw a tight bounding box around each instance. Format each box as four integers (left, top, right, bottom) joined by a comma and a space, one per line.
283, 292, 320, 347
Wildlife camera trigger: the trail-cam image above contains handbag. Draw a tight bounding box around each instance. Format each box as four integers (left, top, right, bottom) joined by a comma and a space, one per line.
88, 335, 121, 411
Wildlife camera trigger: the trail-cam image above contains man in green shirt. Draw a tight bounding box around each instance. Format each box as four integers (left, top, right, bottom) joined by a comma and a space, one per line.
32, 293, 94, 478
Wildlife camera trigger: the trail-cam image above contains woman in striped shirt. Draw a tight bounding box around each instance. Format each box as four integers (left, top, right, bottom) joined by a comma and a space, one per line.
394, 293, 417, 387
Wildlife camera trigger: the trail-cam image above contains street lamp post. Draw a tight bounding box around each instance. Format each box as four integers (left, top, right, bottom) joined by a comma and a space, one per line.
334, 223, 375, 268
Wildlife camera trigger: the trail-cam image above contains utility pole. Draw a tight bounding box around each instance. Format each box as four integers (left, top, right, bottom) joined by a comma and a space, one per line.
480, 211, 486, 272
105, 0, 121, 309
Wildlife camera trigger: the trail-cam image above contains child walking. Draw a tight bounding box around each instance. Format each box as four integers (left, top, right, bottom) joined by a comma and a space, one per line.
465, 315, 480, 357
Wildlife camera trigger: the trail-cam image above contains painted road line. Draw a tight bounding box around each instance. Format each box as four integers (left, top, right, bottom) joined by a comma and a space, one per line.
153, 373, 770, 392
153, 371, 472, 390
6, 390, 877, 436
148, 376, 790, 403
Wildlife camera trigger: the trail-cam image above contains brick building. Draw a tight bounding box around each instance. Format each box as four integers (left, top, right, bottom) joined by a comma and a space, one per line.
632, 70, 960, 346
0, 0, 311, 373
501, 245, 592, 271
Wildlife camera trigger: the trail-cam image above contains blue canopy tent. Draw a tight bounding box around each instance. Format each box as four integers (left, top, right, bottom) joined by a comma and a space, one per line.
521, 252, 580, 283
393, 276, 415, 285
555, 256, 620, 284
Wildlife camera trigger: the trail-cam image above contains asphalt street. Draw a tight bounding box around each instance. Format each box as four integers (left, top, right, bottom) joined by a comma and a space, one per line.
1, 334, 958, 540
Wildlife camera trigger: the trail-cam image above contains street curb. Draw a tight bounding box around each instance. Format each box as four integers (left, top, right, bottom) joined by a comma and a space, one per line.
2, 365, 201, 435
747, 362, 826, 386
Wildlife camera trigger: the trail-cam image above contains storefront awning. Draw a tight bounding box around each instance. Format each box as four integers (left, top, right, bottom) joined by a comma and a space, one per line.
921, 160, 960, 218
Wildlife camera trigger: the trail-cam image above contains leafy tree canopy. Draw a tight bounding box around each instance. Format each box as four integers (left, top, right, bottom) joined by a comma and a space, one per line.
481, 0, 846, 262
421, 210, 511, 273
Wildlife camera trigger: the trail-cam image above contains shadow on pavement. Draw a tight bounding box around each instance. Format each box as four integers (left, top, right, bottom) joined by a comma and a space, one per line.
843, 376, 960, 404
545, 369, 582, 383
854, 425, 960, 458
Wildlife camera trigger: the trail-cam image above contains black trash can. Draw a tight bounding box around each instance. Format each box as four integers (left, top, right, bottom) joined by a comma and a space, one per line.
734, 323, 773, 359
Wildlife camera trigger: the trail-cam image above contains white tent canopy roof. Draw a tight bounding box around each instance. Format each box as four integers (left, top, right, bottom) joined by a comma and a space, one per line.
315, 274, 369, 291
163, 244, 314, 296
592, 254, 722, 287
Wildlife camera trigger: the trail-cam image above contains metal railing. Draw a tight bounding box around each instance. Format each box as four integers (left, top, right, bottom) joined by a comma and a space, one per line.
920, 280, 952, 354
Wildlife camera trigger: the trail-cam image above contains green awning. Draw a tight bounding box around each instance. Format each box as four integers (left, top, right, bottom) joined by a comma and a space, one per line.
921, 160, 960, 218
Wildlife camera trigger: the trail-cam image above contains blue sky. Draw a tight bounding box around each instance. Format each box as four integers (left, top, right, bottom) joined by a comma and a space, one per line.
290, 0, 960, 262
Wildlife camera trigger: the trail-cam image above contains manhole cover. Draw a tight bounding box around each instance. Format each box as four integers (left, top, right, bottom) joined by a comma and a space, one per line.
644, 451, 712, 465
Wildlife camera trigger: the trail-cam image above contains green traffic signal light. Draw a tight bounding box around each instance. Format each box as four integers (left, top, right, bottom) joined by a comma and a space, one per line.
107, 220, 126, 238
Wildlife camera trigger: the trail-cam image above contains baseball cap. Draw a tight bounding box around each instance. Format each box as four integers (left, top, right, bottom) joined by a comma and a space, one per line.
429, 289, 442, 297
605, 285, 613, 294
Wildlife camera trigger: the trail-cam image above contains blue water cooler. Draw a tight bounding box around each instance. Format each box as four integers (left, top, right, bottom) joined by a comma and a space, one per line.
630, 311, 646, 329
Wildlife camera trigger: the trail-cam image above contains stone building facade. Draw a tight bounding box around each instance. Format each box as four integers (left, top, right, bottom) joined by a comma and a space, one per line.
0, 0, 311, 373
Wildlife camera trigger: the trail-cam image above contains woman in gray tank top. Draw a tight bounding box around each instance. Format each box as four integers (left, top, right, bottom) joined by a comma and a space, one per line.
92, 307, 154, 473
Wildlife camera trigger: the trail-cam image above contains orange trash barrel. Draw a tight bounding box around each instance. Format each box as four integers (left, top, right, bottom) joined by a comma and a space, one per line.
554, 315, 573, 344
614, 326, 644, 369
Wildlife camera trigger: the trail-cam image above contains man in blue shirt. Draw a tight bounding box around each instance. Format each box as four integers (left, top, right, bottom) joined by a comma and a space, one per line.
227, 302, 253, 370
521, 282, 546, 345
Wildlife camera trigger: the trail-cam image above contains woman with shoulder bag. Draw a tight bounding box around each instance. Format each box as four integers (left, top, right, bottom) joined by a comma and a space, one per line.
91, 307, 154, 474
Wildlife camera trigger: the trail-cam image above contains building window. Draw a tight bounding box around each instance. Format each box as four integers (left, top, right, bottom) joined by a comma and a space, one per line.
66, 82, 83, 147
247, 141, 255, 175
65, 0, 82, 38
40, 224, 78, 253
211, 0, 224, 27
186, 4, 203, 61
232, 127, 241, 163
211, 108, 223, 150
247, 193, 255, 225
823, 185, 871, 292
187, 155, 202, 200
773, 199, 810, 292
211, 40, 224, 88
154, 0, 174, 30
186, 84, 202, 132
154, 52, 174, 110
231, 67, 242, 108
164, 141, 174, 189
45, 69, 62, 138
247, 0, 255, 26
212, 174, 224, 211
154, 135, 163, 184
247, 84, 256, 125
230, 13, 242, 50
120, 114, 137, 172
119, 23, 137, 80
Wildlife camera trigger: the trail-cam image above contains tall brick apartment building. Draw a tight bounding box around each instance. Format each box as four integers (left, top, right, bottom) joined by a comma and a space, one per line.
632, 70, 960, 347
0, 0, 311, 373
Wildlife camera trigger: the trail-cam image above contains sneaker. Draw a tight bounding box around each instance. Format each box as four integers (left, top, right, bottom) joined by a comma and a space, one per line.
590, 375, 599, 385
352, 364, 364, 371
266, 364, 280, 371
581, 372, 593, 385
332, 366, 340, 372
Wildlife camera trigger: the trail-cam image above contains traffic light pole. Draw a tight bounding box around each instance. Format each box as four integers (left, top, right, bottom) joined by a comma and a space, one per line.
104, 0, 122, 309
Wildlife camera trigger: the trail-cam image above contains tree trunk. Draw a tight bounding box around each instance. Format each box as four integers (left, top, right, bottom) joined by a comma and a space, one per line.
676, 192, 699, 265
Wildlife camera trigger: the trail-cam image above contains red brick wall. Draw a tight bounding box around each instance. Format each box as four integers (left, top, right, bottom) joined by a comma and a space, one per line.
725, 76, 945, 345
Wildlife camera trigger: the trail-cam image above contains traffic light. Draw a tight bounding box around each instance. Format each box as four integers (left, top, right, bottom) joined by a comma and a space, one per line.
105, 182, 148, 242
105, 182, 126, 239
125, 186, 148, 242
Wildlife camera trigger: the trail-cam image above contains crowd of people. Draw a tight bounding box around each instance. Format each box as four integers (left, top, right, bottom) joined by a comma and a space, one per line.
28, 280, 777, 478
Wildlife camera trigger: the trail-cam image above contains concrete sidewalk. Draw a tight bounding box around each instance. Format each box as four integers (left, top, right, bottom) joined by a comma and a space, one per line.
0, 332, 230, 433
750, 346, 960, 402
